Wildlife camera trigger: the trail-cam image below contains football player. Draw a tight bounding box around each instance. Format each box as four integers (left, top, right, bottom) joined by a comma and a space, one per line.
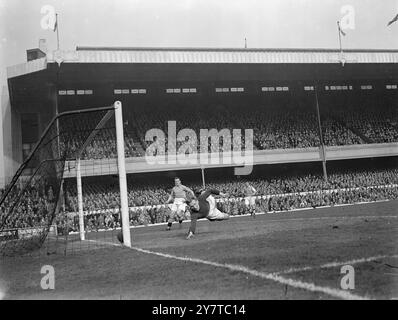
166, 177, 195, 230
186, 188, 230, 239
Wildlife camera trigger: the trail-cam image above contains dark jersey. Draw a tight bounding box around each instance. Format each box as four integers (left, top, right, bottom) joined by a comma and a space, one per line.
189, 189, 220, 234
192, 189, 220, 217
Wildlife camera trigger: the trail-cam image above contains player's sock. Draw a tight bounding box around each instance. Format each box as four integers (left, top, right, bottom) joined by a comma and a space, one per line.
186, 230, 194, 239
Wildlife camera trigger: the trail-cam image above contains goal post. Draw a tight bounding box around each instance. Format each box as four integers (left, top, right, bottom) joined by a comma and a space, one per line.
114, 101, 131, 248
76, 157, 85, 241
0, 101, 132, 256
73, 101, 131, 246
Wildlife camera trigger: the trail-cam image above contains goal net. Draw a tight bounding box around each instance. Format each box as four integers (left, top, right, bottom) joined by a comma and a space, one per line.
0, 102, 131, 256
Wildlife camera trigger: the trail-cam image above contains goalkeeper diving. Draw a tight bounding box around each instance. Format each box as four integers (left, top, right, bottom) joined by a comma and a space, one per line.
186, 188, 230, 239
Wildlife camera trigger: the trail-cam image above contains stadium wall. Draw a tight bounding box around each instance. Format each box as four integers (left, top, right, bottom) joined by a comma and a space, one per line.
0, 85, 4, 188
0, 84, 23, 188
63, 143, 398, 178
325, 143, 398, 160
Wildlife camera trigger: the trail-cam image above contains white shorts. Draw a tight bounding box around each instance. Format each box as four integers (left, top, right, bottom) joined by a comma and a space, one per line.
245, 196, 256, 207
207, 195, 216, 211
206, 196, 229, 221
171, 198, 187, 213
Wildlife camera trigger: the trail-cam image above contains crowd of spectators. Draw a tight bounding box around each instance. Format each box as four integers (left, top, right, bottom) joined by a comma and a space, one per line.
219, 186, 398, 214
235, 106, 321, 149
0, 184, 56, 230
321, 116, 363, 146
51, 100, 397, 160
127, 101, 397, 153
59, 166, 398, 232
130, 102, 252, 154
338, 108, 398, 143
60, 127, 142, 160
1, 165, 397, 234
62, 184, 398, 233
1, 98, 397, 235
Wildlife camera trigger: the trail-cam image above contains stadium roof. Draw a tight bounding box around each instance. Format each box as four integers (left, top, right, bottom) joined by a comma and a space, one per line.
7, 47, 398, 79
65, 46, 398, 64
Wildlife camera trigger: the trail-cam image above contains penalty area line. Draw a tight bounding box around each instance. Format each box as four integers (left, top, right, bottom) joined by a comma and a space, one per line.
86, 239, 371, 300
276, 254, 398, 275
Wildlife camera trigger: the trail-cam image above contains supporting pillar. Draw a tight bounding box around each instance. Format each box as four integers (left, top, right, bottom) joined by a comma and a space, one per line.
201, 167, 206, 189
314, 86, 328, 182
115, 101, 131, 247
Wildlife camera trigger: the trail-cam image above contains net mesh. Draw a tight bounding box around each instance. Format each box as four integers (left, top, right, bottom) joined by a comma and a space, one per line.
0, 106, 117, 256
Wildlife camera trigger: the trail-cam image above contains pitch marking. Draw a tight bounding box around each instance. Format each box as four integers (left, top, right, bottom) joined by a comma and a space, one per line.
276, 254, 398, 275
87, 239, 371, 300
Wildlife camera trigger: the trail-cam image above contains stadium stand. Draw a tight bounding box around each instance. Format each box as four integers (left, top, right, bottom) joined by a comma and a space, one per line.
1, 88, 396, 238
3, 161, 397, 233
52, 99, 397, 161
45, 164, 397, 232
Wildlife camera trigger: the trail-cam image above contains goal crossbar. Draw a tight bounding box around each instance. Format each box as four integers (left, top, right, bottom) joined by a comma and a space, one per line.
0, 102, 133, 255
0, 105, 115, 207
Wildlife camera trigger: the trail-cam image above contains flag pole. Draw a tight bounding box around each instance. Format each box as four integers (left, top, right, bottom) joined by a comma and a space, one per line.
387, 13, 398, 27
56, 13, 60, 50
337, 21, 343, 54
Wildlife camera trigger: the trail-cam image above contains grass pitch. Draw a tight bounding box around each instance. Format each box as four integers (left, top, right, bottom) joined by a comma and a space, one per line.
1, 200, 397, 300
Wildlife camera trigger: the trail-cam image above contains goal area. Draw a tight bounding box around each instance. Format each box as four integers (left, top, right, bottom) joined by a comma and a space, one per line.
0, 102, 131, 256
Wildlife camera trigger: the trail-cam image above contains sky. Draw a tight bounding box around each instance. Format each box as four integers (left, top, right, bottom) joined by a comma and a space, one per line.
0, 0, 397, 88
